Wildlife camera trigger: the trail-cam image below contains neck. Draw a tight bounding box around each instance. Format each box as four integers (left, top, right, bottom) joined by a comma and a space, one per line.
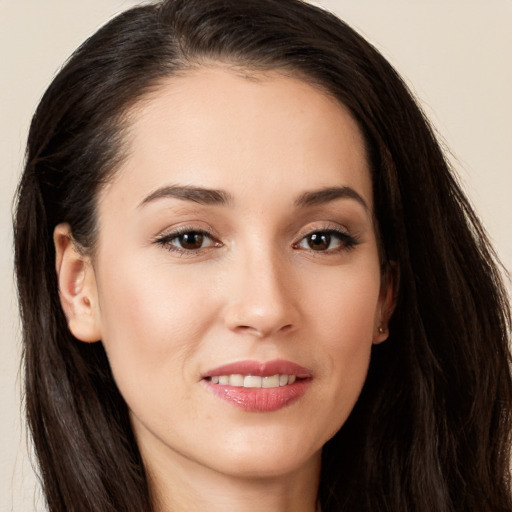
144, 444, 321, 512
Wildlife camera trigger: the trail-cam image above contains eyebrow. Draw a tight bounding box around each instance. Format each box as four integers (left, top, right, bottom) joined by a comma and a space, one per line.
139, 185, 233, 207
138, 184, 368, 211
294, 186, 369, 211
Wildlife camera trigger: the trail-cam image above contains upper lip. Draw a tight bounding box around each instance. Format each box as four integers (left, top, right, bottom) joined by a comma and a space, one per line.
201, 359, 312, 379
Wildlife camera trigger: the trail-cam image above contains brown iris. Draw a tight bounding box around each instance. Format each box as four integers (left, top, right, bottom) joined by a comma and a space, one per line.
307, 232, 331, 251
178, 232, 205, 250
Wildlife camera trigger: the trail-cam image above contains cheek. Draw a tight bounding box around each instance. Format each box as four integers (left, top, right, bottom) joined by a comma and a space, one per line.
304, 266, 380, 419
307, 261, 381, 342
94, 257, 217, 391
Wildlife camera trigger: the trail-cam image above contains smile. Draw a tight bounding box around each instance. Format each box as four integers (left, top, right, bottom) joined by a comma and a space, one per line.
201, 360, 312, 412
207, 374, 298, 388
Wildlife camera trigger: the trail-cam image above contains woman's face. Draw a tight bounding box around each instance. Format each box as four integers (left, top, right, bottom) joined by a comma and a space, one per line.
65, 67, 392, 481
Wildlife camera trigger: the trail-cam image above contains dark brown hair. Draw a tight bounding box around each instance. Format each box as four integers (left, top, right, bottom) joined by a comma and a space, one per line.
14, 0, 512, 510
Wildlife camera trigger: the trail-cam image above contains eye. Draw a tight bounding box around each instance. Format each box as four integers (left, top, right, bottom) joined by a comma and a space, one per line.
296, 229, 358, 252
155, 227, 221, 254
173, 231, 209, 250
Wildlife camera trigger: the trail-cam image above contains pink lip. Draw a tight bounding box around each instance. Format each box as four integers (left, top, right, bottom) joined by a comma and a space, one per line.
201, 359, 312, 412
202, 359, 312, 379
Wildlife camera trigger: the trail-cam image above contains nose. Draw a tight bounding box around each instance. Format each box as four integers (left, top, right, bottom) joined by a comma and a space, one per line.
223, 248, 300, 339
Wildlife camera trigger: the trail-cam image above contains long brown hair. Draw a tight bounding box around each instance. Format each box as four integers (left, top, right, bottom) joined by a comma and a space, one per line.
14, 1, 512, 510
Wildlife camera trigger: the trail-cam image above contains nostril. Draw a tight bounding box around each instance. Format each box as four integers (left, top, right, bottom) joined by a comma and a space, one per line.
235, 325, 264, 337
234, 323, 294, 337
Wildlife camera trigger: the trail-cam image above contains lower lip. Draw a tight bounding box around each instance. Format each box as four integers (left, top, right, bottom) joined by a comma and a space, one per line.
202, 379, 311, 412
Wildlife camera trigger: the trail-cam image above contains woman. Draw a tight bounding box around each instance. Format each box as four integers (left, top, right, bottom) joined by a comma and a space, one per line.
13, 0, 512, 510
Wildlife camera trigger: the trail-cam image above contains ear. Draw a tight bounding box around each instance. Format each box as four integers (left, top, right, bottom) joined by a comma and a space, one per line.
372, 262, 398, 344
54, 223, 102, 343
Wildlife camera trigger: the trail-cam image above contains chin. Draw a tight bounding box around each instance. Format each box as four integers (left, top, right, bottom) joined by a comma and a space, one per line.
202, 430, 323, 479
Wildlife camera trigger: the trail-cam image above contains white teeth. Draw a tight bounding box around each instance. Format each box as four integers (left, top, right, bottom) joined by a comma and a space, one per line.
244, 375, 262, 388
262, 374, 280, 388
208, 374, 300, 388
229, 374, 244, 386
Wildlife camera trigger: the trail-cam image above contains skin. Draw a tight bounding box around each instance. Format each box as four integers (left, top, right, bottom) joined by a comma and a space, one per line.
55, 67, 393, 512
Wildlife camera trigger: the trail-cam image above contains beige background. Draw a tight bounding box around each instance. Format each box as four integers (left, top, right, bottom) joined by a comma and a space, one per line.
1, 1, 511, 510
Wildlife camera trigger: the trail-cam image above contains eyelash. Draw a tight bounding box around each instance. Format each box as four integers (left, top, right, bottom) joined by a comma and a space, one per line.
293, 227, 360, 254
154, 226, 221, 256
154, 225, 359, 256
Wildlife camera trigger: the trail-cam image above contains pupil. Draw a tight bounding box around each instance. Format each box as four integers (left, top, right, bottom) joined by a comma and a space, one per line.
308, 233, 330, 251
180, 232, 203, 249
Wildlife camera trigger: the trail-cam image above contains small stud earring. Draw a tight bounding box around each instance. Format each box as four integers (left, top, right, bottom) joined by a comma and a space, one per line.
378, 326, 385, 334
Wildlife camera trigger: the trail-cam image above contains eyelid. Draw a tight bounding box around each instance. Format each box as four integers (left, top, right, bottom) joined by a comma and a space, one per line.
153, 224, 222, 255
154, 223, 216, 240
292, 222, 360, 253
294, 221, 351, 241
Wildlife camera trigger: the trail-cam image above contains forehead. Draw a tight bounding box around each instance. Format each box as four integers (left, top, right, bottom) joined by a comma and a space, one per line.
102, 66, 372, 211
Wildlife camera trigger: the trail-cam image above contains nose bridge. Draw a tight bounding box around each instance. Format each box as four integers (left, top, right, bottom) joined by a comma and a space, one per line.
224, 239, 298, 337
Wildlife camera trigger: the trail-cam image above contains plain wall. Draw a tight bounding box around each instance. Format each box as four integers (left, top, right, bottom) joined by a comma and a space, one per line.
1, 1, 510, 510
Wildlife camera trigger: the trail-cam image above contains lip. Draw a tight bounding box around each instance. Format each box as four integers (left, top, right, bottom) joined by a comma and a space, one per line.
201, 359, 312, 379
201, 359, 312, 412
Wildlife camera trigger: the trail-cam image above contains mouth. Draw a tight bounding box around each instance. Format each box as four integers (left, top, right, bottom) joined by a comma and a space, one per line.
206, 374, 300, 388
201, 359, 312, 412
